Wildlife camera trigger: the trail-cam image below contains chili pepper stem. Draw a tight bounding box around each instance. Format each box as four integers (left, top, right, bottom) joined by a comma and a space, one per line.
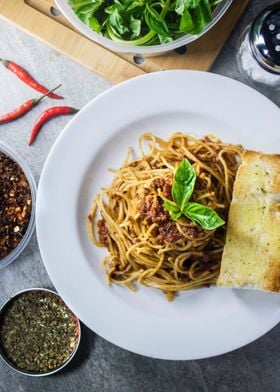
0, 58, 8, 67
35, 84, 62, 105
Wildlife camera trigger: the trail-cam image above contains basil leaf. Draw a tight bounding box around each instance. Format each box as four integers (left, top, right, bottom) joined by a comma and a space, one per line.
144, 4, 169, 37
125, 1, 145, 13
200, 0, 212, 24
172, 159, 196, 209
179, 8, 194, 33
130, 15, 141, 38
189, 0, 201, 8
174, 158, 195, 183
171, 211, 183, 220
183, 202, 225, 230
109, 8, 129, 36
158, 34, 173, 44
70, 0, 98, 13
175, 0, 193, 15
77, 2, 102, 15
164, 200, 182, 221
172, 182, 186, 208
188, 0, 213, 34
189, 7, 203, 34
175, 0, 185, 16
82, 14, 102, 32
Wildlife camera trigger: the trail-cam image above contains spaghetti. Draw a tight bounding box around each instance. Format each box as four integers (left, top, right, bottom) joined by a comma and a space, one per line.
88, 133, 243, 300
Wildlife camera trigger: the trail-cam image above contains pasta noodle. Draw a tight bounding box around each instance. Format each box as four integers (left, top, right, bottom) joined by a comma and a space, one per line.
88, 133, 243, 300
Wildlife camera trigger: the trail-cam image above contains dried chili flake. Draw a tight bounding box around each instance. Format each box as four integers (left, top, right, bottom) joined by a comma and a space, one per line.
0, 151, 32, 259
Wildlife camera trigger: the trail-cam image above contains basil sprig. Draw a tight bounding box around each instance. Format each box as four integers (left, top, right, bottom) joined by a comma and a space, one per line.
69, 0, 223, 46
164, 159, 225, 230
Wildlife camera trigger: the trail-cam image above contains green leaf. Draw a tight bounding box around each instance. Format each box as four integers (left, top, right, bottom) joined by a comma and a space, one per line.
188, 6, 204, 34
126, 1, 145, 13
174, 158, 195, 184
179, 8, 194, 33
175, 0, 193, 15
172, 158, 196, 209
85, 15, 102, 33
175, 0, 185, 16
130, 15, 141, 38
108, 8, 129, 36
70, 0, 96, 12
200, 0, 212, 24
77, 1, 102, 15
171, 211, 183, 220
144, 4, 169, 37
187, 0, 213, 34
164, 200, 182, 221
183, 202, 225, 230
158, 34, 173, 44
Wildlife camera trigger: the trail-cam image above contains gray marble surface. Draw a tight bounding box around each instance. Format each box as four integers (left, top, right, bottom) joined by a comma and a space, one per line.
1, 1, 280, 391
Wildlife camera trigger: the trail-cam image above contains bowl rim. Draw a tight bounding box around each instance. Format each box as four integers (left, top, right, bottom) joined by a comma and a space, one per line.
0, 141, 36, 270
0, 287, 81, 377
55, 0, 233, 55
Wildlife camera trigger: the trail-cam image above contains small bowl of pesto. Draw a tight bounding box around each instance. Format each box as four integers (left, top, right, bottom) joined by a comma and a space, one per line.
0, 288, 81, 376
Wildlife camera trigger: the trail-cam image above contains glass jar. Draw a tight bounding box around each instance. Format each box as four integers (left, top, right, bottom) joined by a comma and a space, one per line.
0, 142, 36, 270
237, 3, 280, 91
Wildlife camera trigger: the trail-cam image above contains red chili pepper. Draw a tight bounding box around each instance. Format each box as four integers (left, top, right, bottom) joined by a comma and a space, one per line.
29, 106, 79, 145
0, 85, 61, 124
0, 58, 63, 99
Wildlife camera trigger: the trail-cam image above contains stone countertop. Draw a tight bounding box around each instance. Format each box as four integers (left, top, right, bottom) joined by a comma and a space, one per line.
0, 1, 280, 391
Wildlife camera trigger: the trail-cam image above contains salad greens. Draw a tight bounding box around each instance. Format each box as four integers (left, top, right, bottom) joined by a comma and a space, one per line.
69, 0, 223, 46
164, 158, 225, 230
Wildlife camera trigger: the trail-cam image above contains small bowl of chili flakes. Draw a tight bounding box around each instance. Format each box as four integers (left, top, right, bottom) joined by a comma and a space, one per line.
0, 142, 36, 269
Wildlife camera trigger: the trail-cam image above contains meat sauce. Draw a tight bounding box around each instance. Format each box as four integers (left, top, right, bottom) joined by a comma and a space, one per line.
97, 219, 109, 244
97, 176, 199, 245
139, 176, 198, 244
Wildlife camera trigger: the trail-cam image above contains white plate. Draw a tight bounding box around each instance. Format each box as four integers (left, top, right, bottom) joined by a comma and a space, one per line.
37, 71, 280, 360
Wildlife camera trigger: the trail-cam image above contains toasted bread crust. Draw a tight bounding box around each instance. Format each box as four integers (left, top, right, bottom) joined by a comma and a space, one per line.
217, 150, 280, 292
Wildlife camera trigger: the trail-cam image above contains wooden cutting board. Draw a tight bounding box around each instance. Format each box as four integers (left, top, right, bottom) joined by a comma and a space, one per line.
0, 0, 250, 83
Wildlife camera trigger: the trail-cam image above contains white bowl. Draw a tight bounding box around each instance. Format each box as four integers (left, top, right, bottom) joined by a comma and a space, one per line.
55, 0, 233, 56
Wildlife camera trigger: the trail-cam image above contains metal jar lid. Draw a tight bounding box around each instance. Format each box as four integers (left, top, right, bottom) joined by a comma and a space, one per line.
249, 3, 280, 74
